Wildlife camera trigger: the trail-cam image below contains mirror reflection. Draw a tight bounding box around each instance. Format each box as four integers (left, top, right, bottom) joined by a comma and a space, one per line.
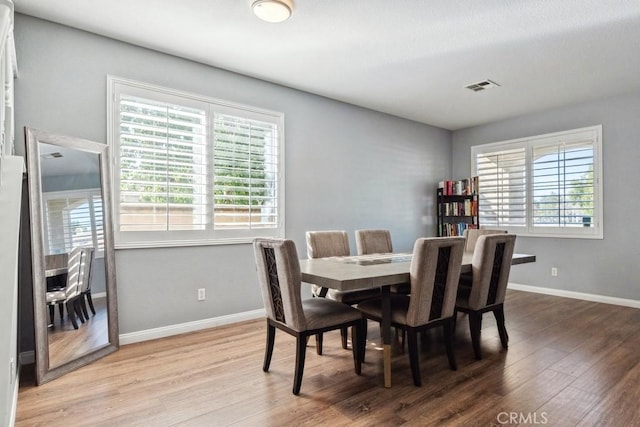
26, 128, 119, 385
39, 142, 109, 369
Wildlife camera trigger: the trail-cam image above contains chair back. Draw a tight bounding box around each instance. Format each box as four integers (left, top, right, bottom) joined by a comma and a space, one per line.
78, 247, 95, 293
406, 237, 465, 327
64, 246, 85, 299
305, 230, 350, 259
463, 228, 507, 253
468, 234, 517, 310
355, 229, 392, 255
254, 238, 307, 331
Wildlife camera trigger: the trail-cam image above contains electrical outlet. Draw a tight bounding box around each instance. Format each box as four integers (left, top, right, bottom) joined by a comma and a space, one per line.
551, 267, 558, 277
197, 288, 206, 301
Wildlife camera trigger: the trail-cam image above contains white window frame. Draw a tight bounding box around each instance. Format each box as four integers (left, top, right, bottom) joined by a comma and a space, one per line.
107, 76, 285, 248
471, 125, 603, 239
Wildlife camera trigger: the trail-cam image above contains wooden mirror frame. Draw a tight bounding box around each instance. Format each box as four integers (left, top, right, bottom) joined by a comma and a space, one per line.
25, 128, 119, 385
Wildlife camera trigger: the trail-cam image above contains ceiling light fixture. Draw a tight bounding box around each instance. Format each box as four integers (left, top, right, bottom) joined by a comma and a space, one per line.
252, 0, 293, 23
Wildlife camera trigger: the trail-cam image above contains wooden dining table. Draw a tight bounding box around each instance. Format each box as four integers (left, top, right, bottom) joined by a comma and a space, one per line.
299, 251, 536, 388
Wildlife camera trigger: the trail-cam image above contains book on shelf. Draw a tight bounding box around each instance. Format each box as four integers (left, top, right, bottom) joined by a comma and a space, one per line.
437, 176, 479, 196
439, 222, 478, 237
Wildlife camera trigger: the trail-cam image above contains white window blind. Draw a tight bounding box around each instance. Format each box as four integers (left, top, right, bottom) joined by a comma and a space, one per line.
109, 77, 285, 248
471, 125, 602, 239
43, 190, 104, 256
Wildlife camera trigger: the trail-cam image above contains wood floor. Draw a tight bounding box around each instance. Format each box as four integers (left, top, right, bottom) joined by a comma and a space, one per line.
48, 296, 108, 369
17, 290, 640, 426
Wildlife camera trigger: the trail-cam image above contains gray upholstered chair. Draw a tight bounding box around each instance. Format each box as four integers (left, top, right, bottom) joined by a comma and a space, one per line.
306, 230, 381, 350
46, 246, 85, 329
358, 236, 465, 386
463, 228, 507, 254
355, 229, 410, 295
455, 233, 516, 360
253, 238, 364, 395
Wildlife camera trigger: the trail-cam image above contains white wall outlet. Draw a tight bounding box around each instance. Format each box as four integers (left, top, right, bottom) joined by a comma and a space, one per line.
551, 267, 558, 277
197, 288, 206, 301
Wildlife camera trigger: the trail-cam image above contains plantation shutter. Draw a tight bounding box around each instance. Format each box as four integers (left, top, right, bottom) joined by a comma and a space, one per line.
118, 95, 208, 232
213, 114, 279, 229
532, 139, 595, 228
474, 146, 527, 227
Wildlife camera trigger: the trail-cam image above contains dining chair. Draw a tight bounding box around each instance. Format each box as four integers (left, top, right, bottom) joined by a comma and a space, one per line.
306, 230, 381, 350
355, 229, 410, 295
253, 238, 364, 395
463, 228, 507, 254
357, 236, 465, 386
77, 247, 96, 320
454, 233, 516, 360
46, 246, 85, 329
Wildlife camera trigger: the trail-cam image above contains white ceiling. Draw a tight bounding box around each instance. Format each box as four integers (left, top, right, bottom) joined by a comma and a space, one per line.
12, 0, 640, 130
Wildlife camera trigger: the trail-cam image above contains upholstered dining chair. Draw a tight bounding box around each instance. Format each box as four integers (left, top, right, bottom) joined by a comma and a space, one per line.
358, 236, 465, 386
46, 246, 85, 329
77, 247, 96, 321
355, 229, 410, 295
253, 238, 364, 395
463, 228, 507, 254
454, 233, 516, 360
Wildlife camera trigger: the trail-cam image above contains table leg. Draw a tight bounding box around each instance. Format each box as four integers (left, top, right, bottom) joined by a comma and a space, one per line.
381, 285, 392, 388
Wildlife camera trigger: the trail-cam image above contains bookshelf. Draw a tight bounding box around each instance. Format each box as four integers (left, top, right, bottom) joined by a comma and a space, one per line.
437, 177, 479, 237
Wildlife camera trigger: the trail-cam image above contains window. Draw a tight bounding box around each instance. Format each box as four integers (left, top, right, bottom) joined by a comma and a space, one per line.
471, 125, 602, 238
108, 77, 284, 247
42, 190, 105, 256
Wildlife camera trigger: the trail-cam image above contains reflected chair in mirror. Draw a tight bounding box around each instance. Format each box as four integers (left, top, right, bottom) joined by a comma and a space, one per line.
253, 238, 364, 395
46, 246, 85, 329
454, 233, 516, 360
356, 228, 410, 295
306, 230, 380, 350
357, 237, 465, 386
77, 247, 96, 321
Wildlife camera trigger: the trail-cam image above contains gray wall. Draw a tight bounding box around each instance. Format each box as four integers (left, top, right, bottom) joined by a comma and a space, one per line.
15, 15, 451, 334
452, 91, 640, 300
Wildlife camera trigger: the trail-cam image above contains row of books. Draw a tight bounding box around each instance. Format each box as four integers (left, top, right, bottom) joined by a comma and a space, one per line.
441, 199, 478, 217
439, 222, 478, 237
438, 176, 479, 196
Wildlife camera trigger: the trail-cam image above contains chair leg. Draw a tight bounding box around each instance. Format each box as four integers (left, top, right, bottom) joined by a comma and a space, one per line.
74, 299, 85, 323
315, 333, 323, 355
58, 304, 64, 325
351, 324, 362, 375
263, 322, 276, 372
493, 305, 509, 349
341, 327, 348, 349
360, 318, 368, 363
66, 300, 79, 330
407, 328, 421, 386
443, 319, 457, 371
468, 312, 482, 360
85, 291, 96, 315
79, 297, 90, 321
48, 305, 55, 326
293, 335, 307, 395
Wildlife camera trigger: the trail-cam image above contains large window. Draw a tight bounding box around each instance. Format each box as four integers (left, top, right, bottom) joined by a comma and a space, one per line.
108, 77, 284, 247
471, 125, 602, 239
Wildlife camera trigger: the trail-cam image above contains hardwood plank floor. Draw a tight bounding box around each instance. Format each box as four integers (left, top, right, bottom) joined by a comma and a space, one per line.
16, 290, 640, 426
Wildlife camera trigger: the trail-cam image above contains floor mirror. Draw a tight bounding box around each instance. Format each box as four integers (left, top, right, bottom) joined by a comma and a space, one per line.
25, 128, 119, 385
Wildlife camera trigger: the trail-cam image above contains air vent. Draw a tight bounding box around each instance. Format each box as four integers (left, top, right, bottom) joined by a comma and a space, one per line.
41, 152, 63, 159
465, 79, 500, 92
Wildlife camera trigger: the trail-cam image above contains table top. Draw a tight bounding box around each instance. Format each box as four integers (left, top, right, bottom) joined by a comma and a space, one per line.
45, 267, 68, 278
299, 252, 536, 292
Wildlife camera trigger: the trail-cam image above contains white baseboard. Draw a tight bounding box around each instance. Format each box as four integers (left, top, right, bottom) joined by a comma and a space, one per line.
508, 282, 640, 309
119, 308, 266, 345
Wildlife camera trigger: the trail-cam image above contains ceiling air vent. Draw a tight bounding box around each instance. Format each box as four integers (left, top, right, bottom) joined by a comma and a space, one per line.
465, 79, 500, 92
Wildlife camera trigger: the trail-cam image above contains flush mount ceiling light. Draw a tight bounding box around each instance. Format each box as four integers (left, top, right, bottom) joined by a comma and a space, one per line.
252, 0, 293, 23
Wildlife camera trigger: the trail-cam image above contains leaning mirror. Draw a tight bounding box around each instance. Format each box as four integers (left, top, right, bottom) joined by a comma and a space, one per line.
26, 128, 119, 385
